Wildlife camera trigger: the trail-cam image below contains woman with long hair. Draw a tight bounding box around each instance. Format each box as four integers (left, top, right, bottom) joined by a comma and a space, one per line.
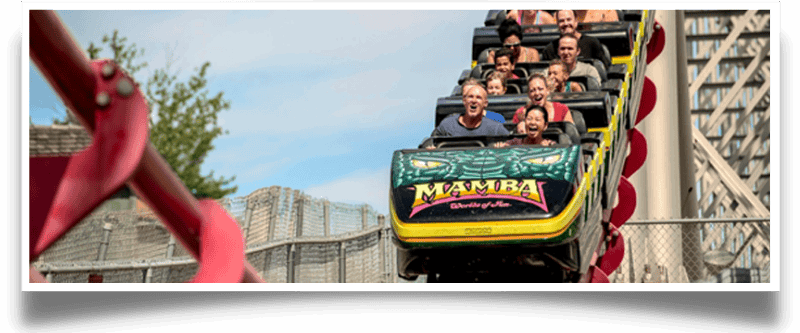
512, 74, 573, 132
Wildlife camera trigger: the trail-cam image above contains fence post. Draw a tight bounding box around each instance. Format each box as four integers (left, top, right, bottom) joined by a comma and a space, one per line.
627, 237, 636, 283
338, 242, 347, 283
144, 266, 153, 283
288, 194, 304, 283
296, 195, 304, 238
324, 200, 330, 237
378, 214, 386, 283
262, 251, 272, 283
268, 187, 280, 242
287, 244, 296, 283
262, 187, 281, 282
163, 234, 176, 282
361, 205, 368, 230
242, 196, 254, 243
166, 234, 177, 258
96, 222, 113, 261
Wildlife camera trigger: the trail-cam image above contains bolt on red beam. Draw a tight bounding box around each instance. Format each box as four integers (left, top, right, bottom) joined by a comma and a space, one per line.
29, 10, 263, 283
646, 20, 666, 64
31, 59, 150, 260
598, 224, 625, 276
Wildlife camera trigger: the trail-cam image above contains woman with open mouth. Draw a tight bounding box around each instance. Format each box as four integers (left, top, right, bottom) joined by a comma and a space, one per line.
512, 74, 573, 133
496, 105, 555, 147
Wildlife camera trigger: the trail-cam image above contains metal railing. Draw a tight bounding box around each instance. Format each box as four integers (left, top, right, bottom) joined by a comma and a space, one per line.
34, 190, 767, 283
33, 186, 395, 283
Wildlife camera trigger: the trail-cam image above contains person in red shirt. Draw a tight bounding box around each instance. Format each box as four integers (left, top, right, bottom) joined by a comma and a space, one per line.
512, 74, 573, 133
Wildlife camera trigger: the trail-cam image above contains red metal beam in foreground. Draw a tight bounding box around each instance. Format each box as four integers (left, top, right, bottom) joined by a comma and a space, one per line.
29, 10, 263, 283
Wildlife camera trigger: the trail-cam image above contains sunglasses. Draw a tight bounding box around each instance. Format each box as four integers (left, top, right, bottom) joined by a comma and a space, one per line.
503, 42, 521, 48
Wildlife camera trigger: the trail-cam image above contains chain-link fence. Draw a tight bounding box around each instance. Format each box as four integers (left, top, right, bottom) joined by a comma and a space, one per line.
32, 185, 768, 284
404, 218, 769, 284
609, 218, 770, 283
33, 186, 396, 283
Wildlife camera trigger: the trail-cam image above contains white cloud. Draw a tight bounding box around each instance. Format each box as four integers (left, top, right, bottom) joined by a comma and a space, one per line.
303, 167, 390, 215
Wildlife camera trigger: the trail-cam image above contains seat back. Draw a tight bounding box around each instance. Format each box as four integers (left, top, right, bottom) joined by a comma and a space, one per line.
567, 75, 601, 91
570, 109, 587, 136
601, 79, 624, 99
541, 127, 572, 145
477, 48, 498, 65
485, 10, 506, 26
472, 22, 635, 61
436, 91, 614, 130
506, 83, 522, 95
601, 44, 612, 67
547, 121, 581, 145
577, 58, 607, 82
549, 91, 613, 129
436, 94, 529, 126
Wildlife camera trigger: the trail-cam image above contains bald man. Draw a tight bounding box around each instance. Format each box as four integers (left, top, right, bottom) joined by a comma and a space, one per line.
424, 83, 509, 148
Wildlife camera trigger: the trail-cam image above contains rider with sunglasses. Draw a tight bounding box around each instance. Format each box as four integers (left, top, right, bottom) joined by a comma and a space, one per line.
488, 18, 539, 65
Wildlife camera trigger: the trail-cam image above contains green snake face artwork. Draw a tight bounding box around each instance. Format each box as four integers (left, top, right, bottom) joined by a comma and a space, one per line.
392, 145, 580, 189
390, 145, 581, 221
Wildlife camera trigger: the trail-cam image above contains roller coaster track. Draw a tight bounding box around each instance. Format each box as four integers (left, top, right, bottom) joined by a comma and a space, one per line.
390, 11, 663, 283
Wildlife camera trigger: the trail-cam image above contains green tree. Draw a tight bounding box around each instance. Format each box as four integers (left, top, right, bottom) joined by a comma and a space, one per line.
51, 101, 81, 125
84, 30, 237, 199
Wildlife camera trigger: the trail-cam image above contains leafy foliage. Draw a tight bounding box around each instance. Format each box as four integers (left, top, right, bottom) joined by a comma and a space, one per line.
84, 30, 237, 198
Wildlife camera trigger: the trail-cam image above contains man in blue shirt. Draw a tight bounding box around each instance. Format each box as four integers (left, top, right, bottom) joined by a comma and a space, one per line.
423, 82, 509, 149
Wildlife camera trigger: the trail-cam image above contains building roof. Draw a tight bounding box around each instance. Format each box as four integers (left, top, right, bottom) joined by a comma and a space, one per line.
29, 124, 91, 157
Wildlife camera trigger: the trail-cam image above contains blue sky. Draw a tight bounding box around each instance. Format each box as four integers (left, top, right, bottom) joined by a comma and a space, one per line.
29, 10, 488, 215
24, 5, 779, 266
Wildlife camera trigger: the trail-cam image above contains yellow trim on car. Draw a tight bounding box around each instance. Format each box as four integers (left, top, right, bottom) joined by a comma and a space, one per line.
391, 176, 588, 242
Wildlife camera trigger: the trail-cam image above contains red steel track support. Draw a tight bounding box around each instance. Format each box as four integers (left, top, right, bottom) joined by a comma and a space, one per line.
610, 176, 636, 229
623, 128, 648, 178
598, 224, 625, 276
646, 20, 666, 64
593, 16, 666, 282
29, 10, 263, 283
636, 76, 657, 125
